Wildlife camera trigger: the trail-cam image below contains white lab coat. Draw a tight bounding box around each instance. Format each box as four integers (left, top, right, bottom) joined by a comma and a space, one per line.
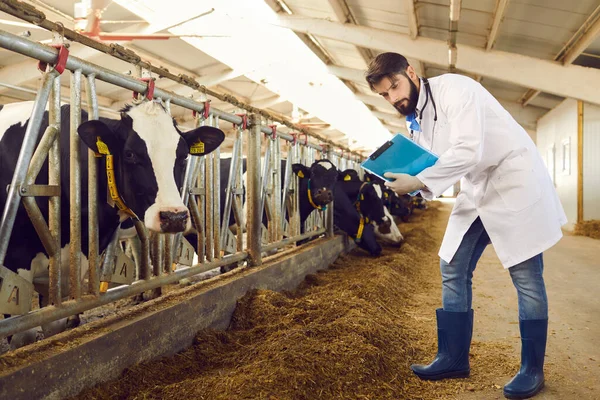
412, 74, 567, 268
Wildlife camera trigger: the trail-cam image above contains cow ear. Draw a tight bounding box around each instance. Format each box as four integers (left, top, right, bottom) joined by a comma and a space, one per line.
77, 120, 120, 155
292, 164, 309, 179
182, 126, 225, 156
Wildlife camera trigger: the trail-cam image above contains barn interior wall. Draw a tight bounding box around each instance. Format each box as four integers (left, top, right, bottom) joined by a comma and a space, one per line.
536, 98, 578, 231
583, 102, 600, 221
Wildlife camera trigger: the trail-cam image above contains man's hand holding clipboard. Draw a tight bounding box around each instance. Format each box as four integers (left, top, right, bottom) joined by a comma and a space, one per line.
360, 134, 439, 196
383, 172, 425, 195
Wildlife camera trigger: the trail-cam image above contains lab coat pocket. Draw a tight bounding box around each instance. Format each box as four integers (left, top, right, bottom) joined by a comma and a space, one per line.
491, 155, 542, 213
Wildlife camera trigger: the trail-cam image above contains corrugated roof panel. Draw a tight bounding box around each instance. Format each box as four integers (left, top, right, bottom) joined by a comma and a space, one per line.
510, 0, 598, 14
359, 19, 411, 34
347, 0, 406, 15
462, 0, 497, 14
528, 93, 564, 110
493, 35, 561, 60
350, 6, 408, 29
419, 27, 488, 48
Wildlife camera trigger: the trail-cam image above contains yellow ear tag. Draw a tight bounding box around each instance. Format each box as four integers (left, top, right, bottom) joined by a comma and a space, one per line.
366, 176, 370, 181
96, 137, 110, 155
190, 140, 205, 155
297, 170, 305, 178
384, 192, 389, 198
365, 217, 369, 223
360, 194, 364, 200
344, 174, 351, 181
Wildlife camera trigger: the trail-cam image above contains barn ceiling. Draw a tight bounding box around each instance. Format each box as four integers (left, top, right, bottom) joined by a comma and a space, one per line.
0, 0, 599, 153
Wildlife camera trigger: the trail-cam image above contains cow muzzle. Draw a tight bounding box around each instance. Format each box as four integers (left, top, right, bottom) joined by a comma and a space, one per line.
313, 187, 333, 205
159, 209, 189, 233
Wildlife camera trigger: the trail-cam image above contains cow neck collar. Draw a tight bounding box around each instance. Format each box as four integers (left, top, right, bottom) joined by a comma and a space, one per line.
306, 178, 327, 211
95, 137, 139, 220
353, 182, 371, 224
354, 215, 365, 243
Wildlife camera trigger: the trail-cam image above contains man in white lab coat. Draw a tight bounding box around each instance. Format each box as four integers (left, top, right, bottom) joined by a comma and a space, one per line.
366, 52, 567, 399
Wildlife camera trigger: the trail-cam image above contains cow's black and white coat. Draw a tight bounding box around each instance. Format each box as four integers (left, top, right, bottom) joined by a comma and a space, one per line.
0, 100, 224, 342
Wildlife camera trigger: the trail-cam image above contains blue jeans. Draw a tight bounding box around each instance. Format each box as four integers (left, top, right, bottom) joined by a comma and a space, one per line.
441, 217, 548, 320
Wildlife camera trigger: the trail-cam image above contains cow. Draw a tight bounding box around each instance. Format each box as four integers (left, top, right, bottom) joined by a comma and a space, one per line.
364, 171, 413, 222
292, 161, 381, 256
0, 100, 225, 348
337, 169, 404, 246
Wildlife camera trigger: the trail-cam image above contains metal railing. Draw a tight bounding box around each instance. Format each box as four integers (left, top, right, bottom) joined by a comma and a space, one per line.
0, 5, 364, 340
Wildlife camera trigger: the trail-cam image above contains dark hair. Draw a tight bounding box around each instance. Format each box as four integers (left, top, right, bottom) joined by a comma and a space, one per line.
365, 52, 410, 91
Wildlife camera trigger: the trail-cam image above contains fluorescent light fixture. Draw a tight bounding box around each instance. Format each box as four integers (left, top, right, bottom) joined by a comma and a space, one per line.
114, 0, 391, 150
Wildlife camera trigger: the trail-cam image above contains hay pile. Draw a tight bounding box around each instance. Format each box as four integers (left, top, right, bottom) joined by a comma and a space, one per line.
574, 220, 600, 240
74, 204, 518, 400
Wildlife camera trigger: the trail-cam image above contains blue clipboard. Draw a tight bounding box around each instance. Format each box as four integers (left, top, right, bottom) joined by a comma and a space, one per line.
361, 133, 439, 183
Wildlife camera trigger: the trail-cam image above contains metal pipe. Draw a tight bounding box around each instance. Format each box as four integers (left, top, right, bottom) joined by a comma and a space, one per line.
85, 74, 99, 296
233, 131, 244, 253
25, 126, 58, 184
326, 149, 335, 238
204, 117, 214, 261
151, 232, 162, 278
220, 129, 239, 250
133, 219, 151, 280
99, 227, 119, 285
70, 69, 82, 300
21, 196, 56, 257
281, 142, 292, 234
48, 74, 61, 305
261, 228, 326, 253
196, 150, 206, 263
0, 81, 118, 116
247, 115, 263, 266
0, 68, 57, 266
0, 252, 247, 339
213, 116, 221, 259
164, 233, 173, 274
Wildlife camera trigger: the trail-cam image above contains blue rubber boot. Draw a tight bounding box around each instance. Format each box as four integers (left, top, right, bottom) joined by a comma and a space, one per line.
411, 308, 473, 380
503, 319, 548, 399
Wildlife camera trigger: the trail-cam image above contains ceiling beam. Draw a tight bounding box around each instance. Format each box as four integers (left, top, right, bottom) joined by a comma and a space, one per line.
269, 15, 600, 105
561, 4, 600, 65
521, 4, 600, 106
486, 0, 510, 51
405, 0, 425, 76
327, 0, 373, 64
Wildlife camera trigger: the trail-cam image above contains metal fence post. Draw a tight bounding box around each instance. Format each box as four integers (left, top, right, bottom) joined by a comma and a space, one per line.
85, 74, 99, 296
0, 69, 57, 267
247, 115, 262, 266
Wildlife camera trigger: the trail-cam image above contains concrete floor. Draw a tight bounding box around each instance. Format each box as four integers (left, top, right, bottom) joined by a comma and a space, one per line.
444, 201, 600, 399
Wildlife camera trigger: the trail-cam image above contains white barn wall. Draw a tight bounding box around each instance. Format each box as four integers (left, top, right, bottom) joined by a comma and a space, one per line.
583, 103, 600, 221
536, 99, 578, 231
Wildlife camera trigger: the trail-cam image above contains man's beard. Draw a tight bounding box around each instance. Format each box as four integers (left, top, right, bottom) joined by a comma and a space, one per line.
393, 77, 419, 116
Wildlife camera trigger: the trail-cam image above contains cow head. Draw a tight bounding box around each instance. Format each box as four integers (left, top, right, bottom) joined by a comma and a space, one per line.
332, 188, 381, 256
337, 169, 389, 232
292, 159, 338, 207
78, 101, 224, 233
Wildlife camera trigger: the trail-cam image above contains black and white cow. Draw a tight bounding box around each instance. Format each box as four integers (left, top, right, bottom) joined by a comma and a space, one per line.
292, 161, 381, 256
364, 171, 413, 222
338, 169, 404, 246
0, 100, 224, 346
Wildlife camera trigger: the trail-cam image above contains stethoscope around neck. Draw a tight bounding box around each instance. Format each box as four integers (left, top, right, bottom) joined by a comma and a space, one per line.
410, 77, 438, 148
